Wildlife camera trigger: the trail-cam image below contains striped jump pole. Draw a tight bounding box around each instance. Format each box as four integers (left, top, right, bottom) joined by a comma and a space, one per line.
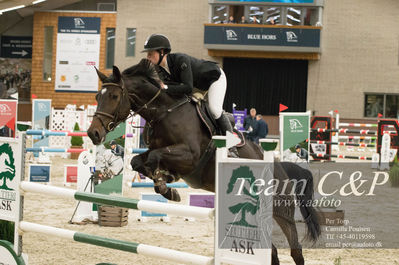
132, 182, 189, 188
27, 129, 88, 137
311, 128, 378, 135
310, 140, 375, 148
26, 147, 87, 153
339, 122, 394, 128
19, 221, 213, 265
337, 135, 376, 141
20, 181, 214, 219
310, 153, 373, 160
27, 129, 135, 138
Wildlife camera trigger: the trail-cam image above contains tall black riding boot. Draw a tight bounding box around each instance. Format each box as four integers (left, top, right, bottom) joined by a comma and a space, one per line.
216, 113, 239, 158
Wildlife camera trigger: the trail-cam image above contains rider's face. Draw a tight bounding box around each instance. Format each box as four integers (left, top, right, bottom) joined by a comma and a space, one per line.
147, 51, 159, 65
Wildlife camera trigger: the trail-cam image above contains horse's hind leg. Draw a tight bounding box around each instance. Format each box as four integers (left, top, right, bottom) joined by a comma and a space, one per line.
274, 214, 304, 265
272, 244, 280, 265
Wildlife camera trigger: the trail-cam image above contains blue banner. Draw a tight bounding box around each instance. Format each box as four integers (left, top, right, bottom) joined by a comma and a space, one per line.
58, 16, 100, 34
29, 164, 51, 182
204, 25, 320, 50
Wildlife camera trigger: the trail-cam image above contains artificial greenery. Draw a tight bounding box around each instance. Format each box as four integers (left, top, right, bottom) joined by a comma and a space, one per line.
0, 220, 14, 243
389, 155, 399, 187
71, 122, 84, 147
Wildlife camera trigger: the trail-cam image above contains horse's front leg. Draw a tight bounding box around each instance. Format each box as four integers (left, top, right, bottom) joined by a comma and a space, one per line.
144, 144, 195, 202
130, 151, 151, 177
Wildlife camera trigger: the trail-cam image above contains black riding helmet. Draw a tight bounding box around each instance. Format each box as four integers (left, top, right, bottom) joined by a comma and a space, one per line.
142, 34, 171, 65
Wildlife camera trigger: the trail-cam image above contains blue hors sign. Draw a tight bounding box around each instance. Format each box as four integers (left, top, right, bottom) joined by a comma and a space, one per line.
0, 36, 32, 58
204, 25, 321, 53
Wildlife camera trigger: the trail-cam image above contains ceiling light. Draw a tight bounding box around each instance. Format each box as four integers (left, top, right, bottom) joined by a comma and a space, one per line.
0, 5, 25, 13
32, 0, 46, 4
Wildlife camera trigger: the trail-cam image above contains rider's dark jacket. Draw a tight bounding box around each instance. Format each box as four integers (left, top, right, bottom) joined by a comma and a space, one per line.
157, 53, 221, 96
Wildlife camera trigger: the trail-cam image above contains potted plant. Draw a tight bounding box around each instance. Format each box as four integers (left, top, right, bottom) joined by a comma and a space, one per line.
70, 122, 84, 160
389, 155, 399, 187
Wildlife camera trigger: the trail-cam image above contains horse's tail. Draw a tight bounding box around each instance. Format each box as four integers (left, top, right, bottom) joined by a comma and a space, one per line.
282, 162, 321, 242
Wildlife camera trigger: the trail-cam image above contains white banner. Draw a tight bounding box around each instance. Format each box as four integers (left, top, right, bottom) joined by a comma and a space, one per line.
55, 17, 100, 92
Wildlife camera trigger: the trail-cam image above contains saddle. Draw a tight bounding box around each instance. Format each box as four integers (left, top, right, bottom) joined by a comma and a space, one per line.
191, 92, 245, 147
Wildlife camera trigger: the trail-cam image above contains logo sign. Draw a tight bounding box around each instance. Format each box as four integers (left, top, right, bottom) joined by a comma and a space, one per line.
0, 36, 32, 58
289, 118, 304, 132
226, 29, 238, 41
216, 163, 272, 264
286, 31, 298, 42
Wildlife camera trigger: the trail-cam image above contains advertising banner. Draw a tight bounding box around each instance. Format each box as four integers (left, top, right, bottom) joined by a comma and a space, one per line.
0, 137, 23, 253
32, 99, 51, 151
55, 17, 101, 92
204, 25, 321, 52
0, 100, 17, 138
233, 108, 247, 131
279, 111, 310, 161
216, 162, 273, 264
28, 164, 51, 183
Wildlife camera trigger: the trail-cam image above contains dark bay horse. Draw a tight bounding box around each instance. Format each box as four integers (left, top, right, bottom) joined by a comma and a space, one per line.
87, 59, 320, 265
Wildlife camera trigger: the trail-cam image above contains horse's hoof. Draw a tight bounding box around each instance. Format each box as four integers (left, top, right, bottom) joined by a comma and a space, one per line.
162, 188, 181, 202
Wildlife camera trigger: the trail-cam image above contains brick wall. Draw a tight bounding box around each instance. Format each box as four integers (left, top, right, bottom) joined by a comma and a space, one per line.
307, 0, 399, 118
31, 11, 116, 109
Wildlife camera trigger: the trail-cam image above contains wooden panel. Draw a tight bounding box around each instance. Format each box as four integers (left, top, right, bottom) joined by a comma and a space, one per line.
204, 23, 322, 30
208, 49, 320, 60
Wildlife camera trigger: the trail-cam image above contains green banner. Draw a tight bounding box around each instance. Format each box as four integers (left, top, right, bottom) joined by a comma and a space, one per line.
282, 113, 309, 150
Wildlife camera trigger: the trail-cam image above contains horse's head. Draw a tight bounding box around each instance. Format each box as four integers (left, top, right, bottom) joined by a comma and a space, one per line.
88, 66, 131, 145
88, 59, 164, 145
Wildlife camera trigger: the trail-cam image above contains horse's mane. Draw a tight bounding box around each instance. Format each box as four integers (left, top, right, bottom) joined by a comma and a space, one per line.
122, 59, 161, 89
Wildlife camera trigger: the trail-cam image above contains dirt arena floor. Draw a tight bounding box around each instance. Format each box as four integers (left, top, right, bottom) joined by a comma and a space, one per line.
21, 151, 399, 265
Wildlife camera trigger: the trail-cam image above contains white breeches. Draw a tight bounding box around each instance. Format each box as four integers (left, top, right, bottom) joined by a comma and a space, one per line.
208, 68, 227, 119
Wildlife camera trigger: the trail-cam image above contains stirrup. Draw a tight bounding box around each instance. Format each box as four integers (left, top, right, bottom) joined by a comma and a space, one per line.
228, 146, 239, 158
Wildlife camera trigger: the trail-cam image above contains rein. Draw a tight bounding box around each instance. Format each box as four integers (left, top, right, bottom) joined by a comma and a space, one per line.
94, 80, 164, 133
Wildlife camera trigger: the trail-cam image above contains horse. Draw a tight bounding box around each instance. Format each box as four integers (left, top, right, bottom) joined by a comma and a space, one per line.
87, 59, 320, 265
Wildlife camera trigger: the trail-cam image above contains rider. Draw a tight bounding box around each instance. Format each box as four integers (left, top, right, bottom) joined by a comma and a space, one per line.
110, 140, 124, 159
142, 34, 239, 157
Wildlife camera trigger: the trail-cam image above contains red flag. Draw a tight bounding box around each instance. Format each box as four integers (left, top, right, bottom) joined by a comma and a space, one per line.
334, 110, 339, 113
31, 94, 37, 99
279, 104, 288, 112
378, 113, 383, 118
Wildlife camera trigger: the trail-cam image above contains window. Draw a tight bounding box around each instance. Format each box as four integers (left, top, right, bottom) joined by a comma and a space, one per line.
364, 93, 399, 118
248, 6, 264, 24
106, 28, 115, 69
286, 7, 301, 26
264, 6, 281, 25
385, 95, 399, 119
212, 5, 227, 24
126, 28, 136, 57
43, 26, 53, 81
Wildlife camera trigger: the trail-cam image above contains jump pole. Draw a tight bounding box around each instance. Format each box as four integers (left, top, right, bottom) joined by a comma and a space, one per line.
20, 181, 214, 220
19, 221, 213, 265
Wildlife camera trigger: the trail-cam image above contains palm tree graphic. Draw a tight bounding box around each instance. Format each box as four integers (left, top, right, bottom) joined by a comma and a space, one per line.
226, 166, 260, 228
0, 143, 16, 190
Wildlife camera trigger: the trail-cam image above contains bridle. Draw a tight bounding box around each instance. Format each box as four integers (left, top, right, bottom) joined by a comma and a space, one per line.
94, 79, 162, 133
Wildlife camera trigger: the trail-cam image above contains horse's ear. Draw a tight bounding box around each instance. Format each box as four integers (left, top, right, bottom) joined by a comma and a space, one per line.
94, 67, 108, 83
112, 66, 122, 82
